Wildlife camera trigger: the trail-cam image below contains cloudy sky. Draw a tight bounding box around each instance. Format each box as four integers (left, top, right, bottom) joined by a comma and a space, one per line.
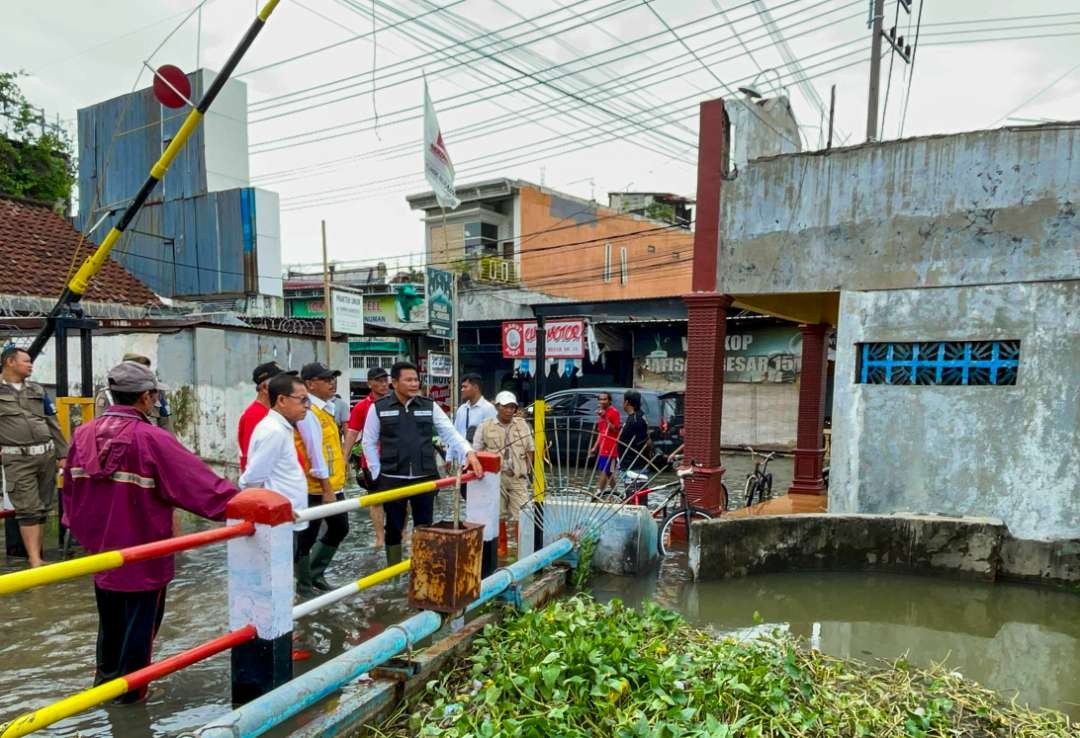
4, 0, 1078, 271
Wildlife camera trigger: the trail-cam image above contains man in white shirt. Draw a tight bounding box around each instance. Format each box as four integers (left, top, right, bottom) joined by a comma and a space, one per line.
239, 373, 311, 549
451, 373, 495, 498
362, 361, 483, 565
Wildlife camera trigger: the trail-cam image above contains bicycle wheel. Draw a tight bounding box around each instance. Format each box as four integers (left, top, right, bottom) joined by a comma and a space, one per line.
658, 507, 713, 556
743, 476, 756, 507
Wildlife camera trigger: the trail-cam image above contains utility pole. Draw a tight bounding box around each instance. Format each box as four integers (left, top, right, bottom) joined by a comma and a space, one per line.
866, 0, 885, 141
827, 84, 836, 150
321, 220, 332, 364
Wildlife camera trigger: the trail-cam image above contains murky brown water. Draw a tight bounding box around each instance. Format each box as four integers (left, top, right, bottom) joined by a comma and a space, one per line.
4, 453, 1075, 734
594, 561, 1080, 720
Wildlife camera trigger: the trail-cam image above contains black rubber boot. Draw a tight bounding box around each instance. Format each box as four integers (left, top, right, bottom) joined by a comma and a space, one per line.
295, 554, 313, 595
309, 542, 338, 592
481, 538, 498, 578
386, 544, 403, 567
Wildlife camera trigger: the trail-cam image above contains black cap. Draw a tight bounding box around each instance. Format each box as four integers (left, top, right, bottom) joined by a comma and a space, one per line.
252, 361, 295, 385
301, 362, 342, 381
367, 366, 389, 381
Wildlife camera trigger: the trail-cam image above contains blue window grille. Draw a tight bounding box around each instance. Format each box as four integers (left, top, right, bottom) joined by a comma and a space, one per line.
857, 340, 1019, 386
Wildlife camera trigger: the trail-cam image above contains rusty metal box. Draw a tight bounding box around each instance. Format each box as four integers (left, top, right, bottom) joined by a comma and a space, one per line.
408, 521, 484, 613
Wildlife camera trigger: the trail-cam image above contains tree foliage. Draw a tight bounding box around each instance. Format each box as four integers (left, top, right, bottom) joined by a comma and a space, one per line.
0, 71, 75, 206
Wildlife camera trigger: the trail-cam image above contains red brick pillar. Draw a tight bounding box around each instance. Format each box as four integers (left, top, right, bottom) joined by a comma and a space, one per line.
681, 98, 731, 515
682, 293, 733, 513
788, 323, 830, 494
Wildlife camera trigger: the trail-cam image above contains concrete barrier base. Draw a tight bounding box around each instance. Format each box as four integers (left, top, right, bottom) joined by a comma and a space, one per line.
690, 513, 1080, 587
519, 501, 657, 576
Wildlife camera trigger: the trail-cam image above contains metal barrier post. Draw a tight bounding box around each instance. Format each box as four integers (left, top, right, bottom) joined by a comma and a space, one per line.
225, 489, 295, 705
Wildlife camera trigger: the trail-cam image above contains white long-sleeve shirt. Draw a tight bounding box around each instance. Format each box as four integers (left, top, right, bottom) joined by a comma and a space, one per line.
296, 396, 330, 480
238, 410, 309, 530
452, 397, 496, 463
362, 394, 472, 480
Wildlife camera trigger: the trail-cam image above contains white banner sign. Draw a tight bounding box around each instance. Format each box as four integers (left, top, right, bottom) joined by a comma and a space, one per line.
427, 351, 453, 378
330, 287, 365, 335
502, 319, 586, 359
423, 77, 461, 210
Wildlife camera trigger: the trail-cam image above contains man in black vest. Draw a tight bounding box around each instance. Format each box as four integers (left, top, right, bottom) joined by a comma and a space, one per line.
360, 360, 483, 565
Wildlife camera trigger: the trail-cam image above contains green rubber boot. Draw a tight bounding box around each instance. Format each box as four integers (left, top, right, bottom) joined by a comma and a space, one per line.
309, 542, 339, 592
385, 544, 403, 567
295, 554, 313, 594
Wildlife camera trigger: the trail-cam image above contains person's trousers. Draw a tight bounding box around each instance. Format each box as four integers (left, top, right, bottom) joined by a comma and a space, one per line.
296, 492, 350, 557
94, 585, 168, 703
378, 475, 437, 546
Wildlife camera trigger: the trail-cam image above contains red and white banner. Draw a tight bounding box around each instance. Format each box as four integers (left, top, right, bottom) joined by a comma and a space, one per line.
423, 76, 461, 210
502, 319, 586, 359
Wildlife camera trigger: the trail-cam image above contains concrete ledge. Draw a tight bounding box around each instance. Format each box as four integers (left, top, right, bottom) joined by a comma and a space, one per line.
690, 513, 1080, 588
285, 566, 571, 738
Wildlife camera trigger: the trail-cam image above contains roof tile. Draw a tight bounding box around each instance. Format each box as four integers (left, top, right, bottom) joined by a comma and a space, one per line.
0, 195, 161, 307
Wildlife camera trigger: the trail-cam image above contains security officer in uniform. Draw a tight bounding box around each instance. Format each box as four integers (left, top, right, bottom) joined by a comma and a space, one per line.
361, 360, 483, 565
94, 353, 172, 432
0, 346, 68, 568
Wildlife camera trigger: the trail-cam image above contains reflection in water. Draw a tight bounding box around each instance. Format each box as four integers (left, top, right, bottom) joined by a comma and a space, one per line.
593, 562, 1080, 719
0, 491, 421, 737
4, 494, 1078, 733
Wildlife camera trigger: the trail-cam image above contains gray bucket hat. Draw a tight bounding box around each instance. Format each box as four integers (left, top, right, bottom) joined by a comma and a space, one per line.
107, 361, 169, 393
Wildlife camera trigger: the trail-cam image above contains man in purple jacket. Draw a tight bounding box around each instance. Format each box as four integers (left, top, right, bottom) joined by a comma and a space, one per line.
63, 362, 239, 702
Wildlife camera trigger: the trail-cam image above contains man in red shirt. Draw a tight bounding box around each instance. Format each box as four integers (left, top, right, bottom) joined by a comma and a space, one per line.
237, 362, 296, 472
343, 366, 391, 547
587, 391, 622, 495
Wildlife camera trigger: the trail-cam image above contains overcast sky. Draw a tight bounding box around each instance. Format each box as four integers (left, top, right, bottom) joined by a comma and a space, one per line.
4, 0, 1078, 271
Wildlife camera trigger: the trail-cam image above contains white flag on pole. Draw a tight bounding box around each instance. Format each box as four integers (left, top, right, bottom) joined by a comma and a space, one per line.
423, 76, 461, 210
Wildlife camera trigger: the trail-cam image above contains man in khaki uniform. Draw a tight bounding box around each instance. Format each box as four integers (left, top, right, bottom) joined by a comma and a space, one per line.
0, 346, 68, 567
94, 353, 173, 432
472, 391, 534, 546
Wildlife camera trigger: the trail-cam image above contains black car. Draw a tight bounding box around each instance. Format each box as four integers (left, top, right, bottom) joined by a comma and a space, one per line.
526, 387, 684, 465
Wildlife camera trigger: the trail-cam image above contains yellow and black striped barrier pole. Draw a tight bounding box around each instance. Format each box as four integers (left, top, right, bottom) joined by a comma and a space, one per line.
27, 0, 282, 359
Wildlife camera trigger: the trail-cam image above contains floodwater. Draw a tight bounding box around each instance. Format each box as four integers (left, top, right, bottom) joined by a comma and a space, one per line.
3, 453, 1075, 734
594, 561, 1080, 720
0, 486, 417, 737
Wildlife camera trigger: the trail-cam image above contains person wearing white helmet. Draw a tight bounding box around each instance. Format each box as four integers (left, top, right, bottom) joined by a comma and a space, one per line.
470, 390, 534, 570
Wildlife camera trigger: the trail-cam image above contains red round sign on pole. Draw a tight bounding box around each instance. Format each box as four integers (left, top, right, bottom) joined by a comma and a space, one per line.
153, 65, 191, 108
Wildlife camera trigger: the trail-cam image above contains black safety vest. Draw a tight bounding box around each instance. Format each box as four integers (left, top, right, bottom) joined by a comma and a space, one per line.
374, 394, 437, 477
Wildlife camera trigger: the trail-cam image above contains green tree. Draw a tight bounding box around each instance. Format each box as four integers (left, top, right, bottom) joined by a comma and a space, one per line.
0, 71, 75, 206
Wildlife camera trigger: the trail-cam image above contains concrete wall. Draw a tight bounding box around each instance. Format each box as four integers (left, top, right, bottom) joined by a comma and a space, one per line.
830, 281, 1080, 540
26, 327, 349, 477
717, 124, 1080, 294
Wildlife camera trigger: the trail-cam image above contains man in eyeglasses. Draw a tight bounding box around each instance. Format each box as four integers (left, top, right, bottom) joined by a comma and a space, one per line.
239, 373, 312, 543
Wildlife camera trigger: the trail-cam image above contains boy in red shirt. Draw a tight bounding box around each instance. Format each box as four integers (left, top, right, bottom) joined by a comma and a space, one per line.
588, 391, 621, 495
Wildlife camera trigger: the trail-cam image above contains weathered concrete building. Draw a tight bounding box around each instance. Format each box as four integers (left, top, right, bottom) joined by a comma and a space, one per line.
687, 98, 1078, 541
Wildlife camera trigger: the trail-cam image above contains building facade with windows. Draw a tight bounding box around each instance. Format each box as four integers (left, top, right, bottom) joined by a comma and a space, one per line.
406, 179, 694, 301
697, 103, 1079, 540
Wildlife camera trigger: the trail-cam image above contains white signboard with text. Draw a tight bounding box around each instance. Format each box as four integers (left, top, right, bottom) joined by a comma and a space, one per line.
331, 287, 365, 336
502, 319, 586, 359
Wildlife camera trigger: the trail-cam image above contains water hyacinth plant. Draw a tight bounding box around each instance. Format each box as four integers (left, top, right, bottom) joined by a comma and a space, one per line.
372, 596, 1075, 738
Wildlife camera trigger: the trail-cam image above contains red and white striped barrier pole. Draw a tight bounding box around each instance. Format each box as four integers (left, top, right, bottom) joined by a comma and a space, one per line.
224, 489, 296, 704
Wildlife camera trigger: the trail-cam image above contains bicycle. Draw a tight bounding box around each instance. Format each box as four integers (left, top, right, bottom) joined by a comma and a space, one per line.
613, 462, 724, 556
742, 446, 775, 507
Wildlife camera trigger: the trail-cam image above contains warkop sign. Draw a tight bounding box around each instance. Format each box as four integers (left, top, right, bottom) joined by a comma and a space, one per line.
502, 319, 586, 359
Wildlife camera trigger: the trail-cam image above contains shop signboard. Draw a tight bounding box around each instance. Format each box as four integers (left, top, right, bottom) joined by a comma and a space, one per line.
427, 351, 453, 378
502, 319, 585, 359
426, 267, 454, 339
633, 324, 803, 389
330, 287, 364, 335
290, 292, 425, 328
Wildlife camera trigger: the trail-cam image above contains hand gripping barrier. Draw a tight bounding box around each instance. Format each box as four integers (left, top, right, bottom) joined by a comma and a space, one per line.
294, 452, 502, 524
0, 457, 506, 737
